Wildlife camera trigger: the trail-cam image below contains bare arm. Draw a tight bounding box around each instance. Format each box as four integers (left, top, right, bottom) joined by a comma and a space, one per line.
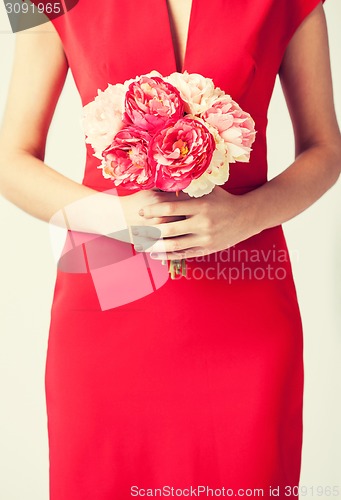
0, 24, 177, 235
245, 2, 341, 232
0, 24, 98, 220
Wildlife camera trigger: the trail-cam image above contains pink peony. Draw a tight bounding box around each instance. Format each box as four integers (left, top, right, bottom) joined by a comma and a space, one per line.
102, 127, 155, 189
183, 123, 230, 197
148, 117, 215, 191
124, 75, 185, 132
203, 96, 256, 161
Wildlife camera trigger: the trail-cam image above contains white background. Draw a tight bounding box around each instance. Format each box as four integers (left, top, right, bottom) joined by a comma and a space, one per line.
0, 2, 340, 499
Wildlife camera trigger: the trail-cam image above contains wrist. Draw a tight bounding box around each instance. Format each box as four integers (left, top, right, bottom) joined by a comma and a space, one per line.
55, 190, 128, 237
94, 191, 128, 236
237, 189, 267, 238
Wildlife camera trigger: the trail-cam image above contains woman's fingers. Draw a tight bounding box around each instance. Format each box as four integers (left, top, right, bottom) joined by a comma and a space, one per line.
150, 246, 208, 261
131, 219, 193, 253
132, 217, 192, 239
134, 234, 199, 256
140, 199, 199, 219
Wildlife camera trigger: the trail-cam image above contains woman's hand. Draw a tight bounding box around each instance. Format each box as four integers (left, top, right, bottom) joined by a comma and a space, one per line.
118, 188, 187, 228
84, 188, 187, 246
132, 186, 259, 260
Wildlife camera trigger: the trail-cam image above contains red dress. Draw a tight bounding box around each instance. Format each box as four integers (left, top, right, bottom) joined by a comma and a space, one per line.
46, 1, 324, 498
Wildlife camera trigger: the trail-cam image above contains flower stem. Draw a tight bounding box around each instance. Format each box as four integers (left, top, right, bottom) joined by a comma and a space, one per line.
169, 258, 186, 279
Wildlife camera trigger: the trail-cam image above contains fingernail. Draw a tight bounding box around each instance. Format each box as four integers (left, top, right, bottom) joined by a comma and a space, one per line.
132, 227, 139, 236
150, 252, 159, 259
135, 245, 143, 252
138, 208, 144, 217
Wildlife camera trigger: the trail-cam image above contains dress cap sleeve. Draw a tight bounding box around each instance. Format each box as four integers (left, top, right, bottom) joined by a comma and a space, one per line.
284, 0, 326, 50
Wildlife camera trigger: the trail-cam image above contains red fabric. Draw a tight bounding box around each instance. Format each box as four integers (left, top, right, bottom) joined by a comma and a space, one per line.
46, 1, 324, 498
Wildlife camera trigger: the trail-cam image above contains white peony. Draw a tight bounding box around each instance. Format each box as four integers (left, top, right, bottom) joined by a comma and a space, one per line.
166, 71, 225, 116
82, 83, 127, 157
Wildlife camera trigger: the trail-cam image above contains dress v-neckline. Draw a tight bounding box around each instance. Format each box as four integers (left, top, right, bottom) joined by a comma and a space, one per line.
164, 0, 196, 73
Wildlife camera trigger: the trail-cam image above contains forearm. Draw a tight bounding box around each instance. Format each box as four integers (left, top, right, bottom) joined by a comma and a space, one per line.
245, 143, 341, 234
0, 151, 126, 235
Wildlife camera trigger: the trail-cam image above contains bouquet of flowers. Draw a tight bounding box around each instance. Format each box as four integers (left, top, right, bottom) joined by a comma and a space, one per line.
83, 71, 256, 278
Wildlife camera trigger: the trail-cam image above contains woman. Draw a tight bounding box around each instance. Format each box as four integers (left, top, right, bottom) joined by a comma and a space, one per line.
0, 0, 340, 498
